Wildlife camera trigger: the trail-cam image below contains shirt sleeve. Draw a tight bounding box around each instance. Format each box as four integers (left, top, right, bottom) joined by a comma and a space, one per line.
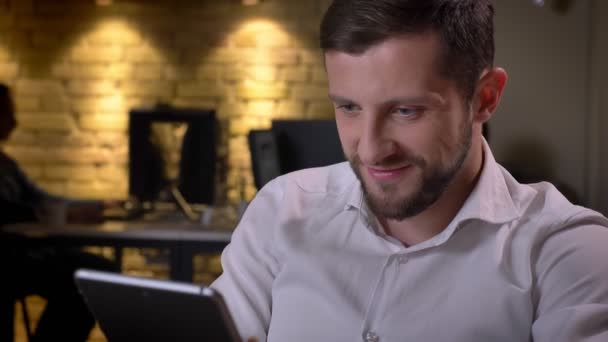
531, 212, 608, 342
1, 153, 104, 220
0, 153, 60, 222
211, 179, 285, 341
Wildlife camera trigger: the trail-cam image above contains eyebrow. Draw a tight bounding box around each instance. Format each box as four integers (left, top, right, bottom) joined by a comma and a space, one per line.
328, 94, 354, 104
328, 94, 446, 107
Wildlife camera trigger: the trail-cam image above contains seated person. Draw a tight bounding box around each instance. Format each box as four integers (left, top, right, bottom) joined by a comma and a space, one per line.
0, 83, 118, 342
211, 1, 608, 341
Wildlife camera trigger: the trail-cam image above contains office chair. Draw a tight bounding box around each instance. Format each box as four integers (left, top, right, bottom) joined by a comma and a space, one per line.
248, 129, 281, 190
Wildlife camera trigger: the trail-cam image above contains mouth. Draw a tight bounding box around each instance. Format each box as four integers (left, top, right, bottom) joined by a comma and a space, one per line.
366, 165, 413, 182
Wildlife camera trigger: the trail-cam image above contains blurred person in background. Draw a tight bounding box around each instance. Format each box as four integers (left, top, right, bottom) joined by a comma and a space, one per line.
0, 82, 117, 342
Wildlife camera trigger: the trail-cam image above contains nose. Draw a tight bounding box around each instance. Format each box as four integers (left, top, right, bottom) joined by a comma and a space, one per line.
357, 115, 396, 165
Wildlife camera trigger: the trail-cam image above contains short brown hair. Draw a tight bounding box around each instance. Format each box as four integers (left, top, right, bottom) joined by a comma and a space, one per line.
320, 0, 495, 101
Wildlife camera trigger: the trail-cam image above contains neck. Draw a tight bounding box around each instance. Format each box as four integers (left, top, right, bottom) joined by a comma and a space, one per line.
379, 140, 485, 247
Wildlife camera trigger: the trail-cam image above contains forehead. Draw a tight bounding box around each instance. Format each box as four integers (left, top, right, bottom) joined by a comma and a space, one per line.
324, 33, 448, 99
325, 31, 442, 66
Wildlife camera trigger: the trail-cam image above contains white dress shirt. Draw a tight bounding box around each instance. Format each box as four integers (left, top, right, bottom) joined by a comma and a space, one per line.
212, 142, 608, 342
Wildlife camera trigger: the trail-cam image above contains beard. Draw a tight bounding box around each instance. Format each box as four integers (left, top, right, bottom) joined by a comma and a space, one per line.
349, 122, 472, 221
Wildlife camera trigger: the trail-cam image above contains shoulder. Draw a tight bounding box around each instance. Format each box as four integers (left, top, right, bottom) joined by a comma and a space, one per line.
0, 150, 19, 170
238, 162, 358, 242
530, 204, 608, 335
498, 167, 608, 272
0, 150, 25, 185
527, 185, 608, 272
257, 162, 356, 204
498, 172, 608, 325
499, 165, 606, 233
505, 176, 608, 310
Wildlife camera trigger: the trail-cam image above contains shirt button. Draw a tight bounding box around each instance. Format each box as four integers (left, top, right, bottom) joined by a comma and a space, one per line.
397, 255, 408, 264
364, 331, 379, 342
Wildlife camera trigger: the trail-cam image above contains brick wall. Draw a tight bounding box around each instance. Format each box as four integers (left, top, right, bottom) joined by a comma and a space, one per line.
0, 0, 334, 203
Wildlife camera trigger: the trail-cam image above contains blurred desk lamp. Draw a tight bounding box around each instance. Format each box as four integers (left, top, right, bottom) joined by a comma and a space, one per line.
532, 0, 575, 13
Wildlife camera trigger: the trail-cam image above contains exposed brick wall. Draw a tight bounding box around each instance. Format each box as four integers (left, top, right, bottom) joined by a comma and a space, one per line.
0, 0, 334, 203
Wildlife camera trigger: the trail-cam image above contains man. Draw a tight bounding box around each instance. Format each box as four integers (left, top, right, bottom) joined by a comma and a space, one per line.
212, 1, 608, 341
0, 83, 117, 342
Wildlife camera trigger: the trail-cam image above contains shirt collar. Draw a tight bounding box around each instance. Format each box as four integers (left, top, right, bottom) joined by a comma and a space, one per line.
345, 169, 364, 211
455, 139, 522, 225
343, 139, 522, 226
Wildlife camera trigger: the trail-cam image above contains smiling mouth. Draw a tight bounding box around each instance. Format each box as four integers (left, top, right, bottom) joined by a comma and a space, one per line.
366, 165, 412, 181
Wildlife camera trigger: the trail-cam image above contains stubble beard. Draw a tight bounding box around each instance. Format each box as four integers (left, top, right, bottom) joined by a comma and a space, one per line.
349, 123, 472, 221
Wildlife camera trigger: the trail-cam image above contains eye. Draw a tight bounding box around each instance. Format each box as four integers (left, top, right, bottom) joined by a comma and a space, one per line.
336, 103, 360, 115
393, 107, 422, 118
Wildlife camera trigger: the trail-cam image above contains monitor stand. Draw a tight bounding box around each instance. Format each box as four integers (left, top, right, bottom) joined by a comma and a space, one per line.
169, 185, 199, 222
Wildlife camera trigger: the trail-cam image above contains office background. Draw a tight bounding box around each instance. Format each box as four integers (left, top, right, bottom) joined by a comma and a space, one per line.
0, 0, 607, 214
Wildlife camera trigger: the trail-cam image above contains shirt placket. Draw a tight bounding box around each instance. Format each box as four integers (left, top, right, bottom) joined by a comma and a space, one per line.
356, 203, 410, 342
359, 249, 409, 342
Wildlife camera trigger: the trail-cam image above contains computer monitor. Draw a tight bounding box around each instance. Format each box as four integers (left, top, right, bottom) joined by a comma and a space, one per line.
129, 107, 217, 207
271, 119, 345, 174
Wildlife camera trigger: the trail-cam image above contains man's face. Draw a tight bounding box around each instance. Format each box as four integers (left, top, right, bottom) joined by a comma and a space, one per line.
325, 33, 474, 220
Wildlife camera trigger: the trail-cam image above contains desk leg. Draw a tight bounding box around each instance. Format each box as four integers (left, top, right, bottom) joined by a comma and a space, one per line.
114, 247, 123, 272
169, 244, 194, 283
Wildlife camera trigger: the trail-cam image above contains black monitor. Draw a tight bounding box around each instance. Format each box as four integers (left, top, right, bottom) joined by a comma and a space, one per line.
129, 107, 217, 207
271, 119, 345, 174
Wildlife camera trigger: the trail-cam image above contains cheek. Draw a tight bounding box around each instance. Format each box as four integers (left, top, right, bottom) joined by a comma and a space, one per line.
399, 121, 437, 149
402, 120, 451, 164
434, 120, 465, 163
335, 118, 357, 156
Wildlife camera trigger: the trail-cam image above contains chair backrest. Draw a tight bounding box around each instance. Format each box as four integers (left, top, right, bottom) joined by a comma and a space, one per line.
247, 120, 345, 190
271, 119, 345, 174
248, 129, 281, 190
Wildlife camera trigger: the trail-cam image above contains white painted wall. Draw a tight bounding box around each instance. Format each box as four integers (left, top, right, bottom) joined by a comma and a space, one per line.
490, 0, 595, 209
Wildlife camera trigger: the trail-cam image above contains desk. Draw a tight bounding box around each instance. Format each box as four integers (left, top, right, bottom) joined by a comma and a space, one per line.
0, 220, 233, 283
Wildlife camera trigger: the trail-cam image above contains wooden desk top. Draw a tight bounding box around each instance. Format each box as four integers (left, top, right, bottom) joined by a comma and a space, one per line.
5, 221, 230, 240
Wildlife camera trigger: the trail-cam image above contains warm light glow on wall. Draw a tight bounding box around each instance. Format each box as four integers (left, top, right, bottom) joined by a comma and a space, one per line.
68, 18, 163, 111
242, 0, 261, 5
219, 19, 292, 120
236, 19, 281, 32
87, 19, 138, 46
229, 19, 291, 64
67, 20, 131, 115
96, 0, 113, 6
0, 46, 10, 62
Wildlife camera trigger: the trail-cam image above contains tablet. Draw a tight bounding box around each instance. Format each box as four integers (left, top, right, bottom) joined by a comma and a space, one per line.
74, 269, 241, 342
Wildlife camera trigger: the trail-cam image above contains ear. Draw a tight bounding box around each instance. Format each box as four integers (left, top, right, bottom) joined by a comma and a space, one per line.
473, 67, 507, 124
